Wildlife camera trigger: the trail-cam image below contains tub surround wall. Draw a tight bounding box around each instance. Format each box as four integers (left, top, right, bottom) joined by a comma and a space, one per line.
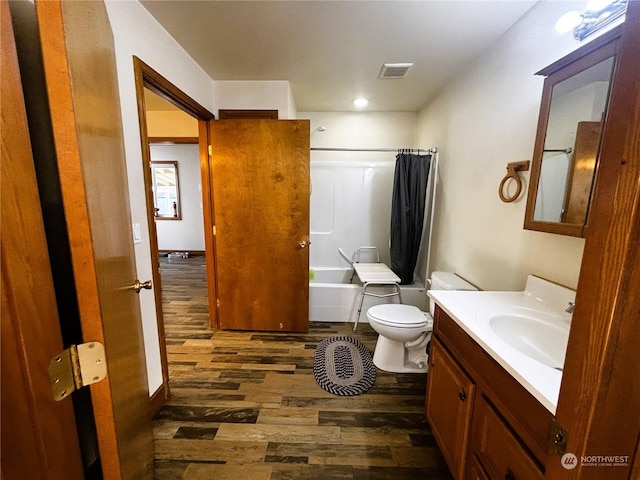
415, 1, 589, 292
309, 160, 397, 266
301, 111, 419, 272
302, 111, 438, 323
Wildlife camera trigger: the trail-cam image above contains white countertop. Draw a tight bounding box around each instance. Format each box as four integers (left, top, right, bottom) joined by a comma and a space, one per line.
428, 278, 575, 414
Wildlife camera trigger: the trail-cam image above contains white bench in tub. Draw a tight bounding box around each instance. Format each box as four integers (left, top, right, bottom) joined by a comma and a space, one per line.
348, 247, 402, 332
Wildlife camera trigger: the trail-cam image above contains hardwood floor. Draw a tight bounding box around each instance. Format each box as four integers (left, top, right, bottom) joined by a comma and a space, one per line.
154, 256, 452, 480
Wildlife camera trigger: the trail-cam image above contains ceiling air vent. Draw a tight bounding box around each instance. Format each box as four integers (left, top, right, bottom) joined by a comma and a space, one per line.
378, 63, 413, 79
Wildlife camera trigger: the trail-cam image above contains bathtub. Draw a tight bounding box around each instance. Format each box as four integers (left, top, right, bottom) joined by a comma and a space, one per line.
309, 267, 428, 323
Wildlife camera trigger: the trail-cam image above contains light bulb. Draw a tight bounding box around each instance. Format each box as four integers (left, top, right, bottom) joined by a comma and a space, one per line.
556, 11, 583, 33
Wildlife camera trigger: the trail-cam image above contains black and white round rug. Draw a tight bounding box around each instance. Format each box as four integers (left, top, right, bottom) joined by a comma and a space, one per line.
313, 336, 376, 396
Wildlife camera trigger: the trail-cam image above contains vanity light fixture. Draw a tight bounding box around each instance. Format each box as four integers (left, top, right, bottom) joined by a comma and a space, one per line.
353, 97, 369, 108
556, 0, 627, 41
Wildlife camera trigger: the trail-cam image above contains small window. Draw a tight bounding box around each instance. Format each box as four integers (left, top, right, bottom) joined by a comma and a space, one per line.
151, 161, 181, 220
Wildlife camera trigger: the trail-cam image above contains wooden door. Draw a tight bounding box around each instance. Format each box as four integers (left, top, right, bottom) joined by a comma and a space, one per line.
1, 3, 84, 478
209, 119, 310, 331
35, 1, 154, 479
426, 339, 475, 480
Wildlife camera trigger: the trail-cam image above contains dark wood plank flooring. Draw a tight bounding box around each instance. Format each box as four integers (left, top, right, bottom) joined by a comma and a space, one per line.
154, 256, 452, 479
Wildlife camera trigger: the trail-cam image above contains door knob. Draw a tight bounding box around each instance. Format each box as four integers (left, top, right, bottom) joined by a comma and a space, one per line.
299, 240, 310, 248
131, 280, 152, 293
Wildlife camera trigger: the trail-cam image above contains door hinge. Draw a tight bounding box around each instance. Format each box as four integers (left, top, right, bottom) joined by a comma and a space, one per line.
216, 298, 221, 308
548, 419, 569, 456
48, 342, 107, 401
213, 225, 217, 236
208, 145, 213, 157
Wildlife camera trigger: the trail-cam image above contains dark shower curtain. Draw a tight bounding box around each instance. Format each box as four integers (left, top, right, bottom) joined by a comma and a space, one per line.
390, 152, 431, 284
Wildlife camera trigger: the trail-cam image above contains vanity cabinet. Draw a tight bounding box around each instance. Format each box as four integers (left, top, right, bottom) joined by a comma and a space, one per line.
426, 338, 475, 479
426, 306, 552, 480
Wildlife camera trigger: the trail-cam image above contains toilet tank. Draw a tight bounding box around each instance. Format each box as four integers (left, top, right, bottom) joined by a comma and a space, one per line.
428, 271, 477, 316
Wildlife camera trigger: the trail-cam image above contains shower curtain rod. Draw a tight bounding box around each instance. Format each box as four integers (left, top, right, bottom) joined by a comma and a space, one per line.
310, 147, 438, 154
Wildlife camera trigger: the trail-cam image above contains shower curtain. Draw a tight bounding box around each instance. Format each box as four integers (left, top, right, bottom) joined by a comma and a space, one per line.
390, 153, 431, 284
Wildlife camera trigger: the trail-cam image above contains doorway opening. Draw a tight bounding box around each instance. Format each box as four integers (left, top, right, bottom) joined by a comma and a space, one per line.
133, 57, 215, 413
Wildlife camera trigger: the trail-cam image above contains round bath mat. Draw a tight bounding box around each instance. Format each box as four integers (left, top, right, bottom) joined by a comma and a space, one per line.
313, 336, 376, 396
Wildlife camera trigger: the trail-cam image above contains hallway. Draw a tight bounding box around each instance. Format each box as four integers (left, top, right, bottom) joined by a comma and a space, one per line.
153, 256, 452, 479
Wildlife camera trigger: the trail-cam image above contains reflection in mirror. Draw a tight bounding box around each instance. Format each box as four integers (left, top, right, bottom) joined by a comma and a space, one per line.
534, 56, 613, 223
151, 161, 181, 220
524, 27, 620, 237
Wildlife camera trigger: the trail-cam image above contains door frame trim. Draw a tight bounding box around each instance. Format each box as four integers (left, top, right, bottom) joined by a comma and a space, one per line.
132, 56, 215, 414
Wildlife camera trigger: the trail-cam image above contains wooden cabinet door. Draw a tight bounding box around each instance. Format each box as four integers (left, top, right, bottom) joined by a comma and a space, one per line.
470, 396, 544, 480
209, 119, 310, 332
426, 338, 475, 480
468, 457, 491, 480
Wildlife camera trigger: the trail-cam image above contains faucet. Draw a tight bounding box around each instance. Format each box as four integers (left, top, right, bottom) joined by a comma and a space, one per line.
565, 302, 575, 313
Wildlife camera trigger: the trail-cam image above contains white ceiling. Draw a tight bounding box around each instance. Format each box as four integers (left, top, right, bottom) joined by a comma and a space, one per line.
140, 0, 538, 112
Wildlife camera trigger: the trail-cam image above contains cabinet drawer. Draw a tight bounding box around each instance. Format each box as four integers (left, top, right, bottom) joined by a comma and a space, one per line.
470, 396, 544, 480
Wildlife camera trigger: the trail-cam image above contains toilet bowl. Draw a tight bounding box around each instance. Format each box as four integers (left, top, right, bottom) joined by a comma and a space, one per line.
367, 271, 477, 373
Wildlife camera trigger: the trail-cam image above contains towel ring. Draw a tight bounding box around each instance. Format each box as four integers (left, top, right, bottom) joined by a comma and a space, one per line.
499, 161, 530, 203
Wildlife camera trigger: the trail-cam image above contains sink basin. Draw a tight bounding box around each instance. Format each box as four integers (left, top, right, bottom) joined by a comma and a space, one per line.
478, 306, 569, 370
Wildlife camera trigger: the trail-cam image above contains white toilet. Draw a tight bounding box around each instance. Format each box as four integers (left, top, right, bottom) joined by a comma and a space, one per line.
366, 271, 477, 373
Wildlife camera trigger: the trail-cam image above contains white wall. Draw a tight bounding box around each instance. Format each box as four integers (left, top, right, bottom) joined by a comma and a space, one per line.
105, 0, 214, 395
213, 80, 297, 118
415, 1, 590, 292
300, 112, 418, 270
150, 145, 205, 252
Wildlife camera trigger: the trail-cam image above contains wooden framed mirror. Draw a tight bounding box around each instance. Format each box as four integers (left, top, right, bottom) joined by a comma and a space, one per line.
524, 27, 621, 237
151, 161, 181, 220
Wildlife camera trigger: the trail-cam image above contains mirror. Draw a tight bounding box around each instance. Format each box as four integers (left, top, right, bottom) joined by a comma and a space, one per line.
151, 161, 181, 220
524, 27, 621, 237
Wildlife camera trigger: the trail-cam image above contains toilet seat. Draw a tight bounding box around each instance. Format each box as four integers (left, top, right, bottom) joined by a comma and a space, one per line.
367, 304, 433, 328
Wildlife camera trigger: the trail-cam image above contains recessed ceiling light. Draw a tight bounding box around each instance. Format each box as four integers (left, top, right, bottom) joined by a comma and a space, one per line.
353, 97, 369, 107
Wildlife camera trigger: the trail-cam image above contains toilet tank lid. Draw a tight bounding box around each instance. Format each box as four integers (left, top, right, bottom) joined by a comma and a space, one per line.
431, 271, 477, 291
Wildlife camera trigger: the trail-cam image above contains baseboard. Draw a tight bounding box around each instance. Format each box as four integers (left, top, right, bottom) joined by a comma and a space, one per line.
149, 384, 168, 416
158, 249, 205, 257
